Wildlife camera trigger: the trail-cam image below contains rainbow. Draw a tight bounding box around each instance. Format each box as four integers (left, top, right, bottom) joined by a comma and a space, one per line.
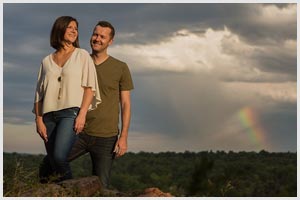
238, 107, 269, 150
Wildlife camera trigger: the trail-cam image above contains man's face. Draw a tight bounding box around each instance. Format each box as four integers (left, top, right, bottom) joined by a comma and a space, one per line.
90, 25, 113, 53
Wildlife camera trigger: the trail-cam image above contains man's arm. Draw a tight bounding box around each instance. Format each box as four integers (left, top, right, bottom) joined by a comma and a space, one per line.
114, 90, 131, 157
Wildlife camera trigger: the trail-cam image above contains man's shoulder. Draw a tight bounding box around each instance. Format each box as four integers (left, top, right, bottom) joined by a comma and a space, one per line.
109, 56, 127, 67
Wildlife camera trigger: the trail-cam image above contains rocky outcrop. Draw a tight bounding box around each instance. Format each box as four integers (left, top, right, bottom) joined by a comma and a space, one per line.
20, 176, 173, 197
139, 187, 173, 197
21, 176, 102, 197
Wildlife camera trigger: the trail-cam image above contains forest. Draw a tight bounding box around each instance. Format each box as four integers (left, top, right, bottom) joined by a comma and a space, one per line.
3, 150, 297, 197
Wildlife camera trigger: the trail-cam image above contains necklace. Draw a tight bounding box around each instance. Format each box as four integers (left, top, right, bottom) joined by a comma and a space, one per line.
54, 46, 76, 99
53, 46, 76, 67
58, 75, 62, 99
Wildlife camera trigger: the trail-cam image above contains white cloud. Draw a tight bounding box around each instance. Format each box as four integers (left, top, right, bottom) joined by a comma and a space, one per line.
3, 62, 16, 71
111, 26, 295, 81
283, 39, 297, 51
223, 81, 296, 104
5, 35, 50, 57
111, 27, 232, 73
117, 32, 136, 40
110, 26, 295, 105
252, 4, 296, 27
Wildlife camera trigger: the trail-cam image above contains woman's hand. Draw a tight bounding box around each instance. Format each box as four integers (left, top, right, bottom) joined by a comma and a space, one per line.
75, 87, 94, 134
74, 112, 86, 134
36, 117, 48, 142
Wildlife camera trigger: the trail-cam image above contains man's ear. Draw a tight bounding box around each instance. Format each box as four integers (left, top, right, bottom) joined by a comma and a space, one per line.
109, 38, 114, 46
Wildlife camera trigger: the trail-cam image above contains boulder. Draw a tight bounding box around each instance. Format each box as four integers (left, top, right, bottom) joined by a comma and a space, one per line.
139, 187, 173, 197
58, 176, 102, 196
20, 176, 102, 197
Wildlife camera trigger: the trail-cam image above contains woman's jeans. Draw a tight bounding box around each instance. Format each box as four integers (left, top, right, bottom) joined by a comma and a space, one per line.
40, 107, 79, 182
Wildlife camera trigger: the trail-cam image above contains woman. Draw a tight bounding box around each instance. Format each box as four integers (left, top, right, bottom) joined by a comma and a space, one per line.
34, 16, 101, 182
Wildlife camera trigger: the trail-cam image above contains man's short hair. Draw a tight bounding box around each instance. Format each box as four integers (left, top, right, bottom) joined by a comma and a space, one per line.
96, 21, 115, 39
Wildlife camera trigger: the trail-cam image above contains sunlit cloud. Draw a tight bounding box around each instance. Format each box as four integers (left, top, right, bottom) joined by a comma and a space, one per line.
111, 27, 295, 82
252, 4, 296, 27
224, 82, 296, 104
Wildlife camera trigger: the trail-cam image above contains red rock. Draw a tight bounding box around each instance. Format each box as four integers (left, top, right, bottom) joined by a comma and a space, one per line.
139, 187, 173, 197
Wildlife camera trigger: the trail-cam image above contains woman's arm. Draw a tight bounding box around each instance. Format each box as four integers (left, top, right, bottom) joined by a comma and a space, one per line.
34, 100, 48, 142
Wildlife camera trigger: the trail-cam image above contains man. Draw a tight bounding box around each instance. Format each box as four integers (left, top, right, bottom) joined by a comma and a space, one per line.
67, 21, 134, 188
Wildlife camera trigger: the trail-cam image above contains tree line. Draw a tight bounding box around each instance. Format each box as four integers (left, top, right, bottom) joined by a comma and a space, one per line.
3, 150, 296, 197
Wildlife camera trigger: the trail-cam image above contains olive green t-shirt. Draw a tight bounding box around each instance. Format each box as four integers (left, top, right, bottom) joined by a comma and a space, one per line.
84, 56, 134, 137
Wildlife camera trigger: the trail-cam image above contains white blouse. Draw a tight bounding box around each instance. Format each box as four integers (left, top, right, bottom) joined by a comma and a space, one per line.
34, 48, 101, 115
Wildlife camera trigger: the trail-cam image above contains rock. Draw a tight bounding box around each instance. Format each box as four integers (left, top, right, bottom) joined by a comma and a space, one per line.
58, 176, 102, 196
20, 176, 102, 197
19, 176, 173, 197
139, 187, 173, 197
21, 183, 66, 197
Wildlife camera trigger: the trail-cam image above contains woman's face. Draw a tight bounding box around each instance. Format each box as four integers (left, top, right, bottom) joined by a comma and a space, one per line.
63, 21, 78, 44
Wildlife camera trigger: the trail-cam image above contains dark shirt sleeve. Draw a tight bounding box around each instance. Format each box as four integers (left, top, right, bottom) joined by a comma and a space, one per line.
120, 63, 134, 91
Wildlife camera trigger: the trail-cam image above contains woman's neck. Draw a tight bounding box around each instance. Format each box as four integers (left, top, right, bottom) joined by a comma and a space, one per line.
58, 43, 75, 54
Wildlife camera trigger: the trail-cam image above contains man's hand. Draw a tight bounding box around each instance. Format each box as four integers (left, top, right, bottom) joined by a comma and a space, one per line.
114, 136, 128, 157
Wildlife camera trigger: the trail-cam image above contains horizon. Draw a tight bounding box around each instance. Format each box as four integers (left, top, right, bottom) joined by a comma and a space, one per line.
3, 149, 297, 156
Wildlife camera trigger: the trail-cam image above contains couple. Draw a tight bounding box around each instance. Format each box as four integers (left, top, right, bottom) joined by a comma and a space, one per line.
33, 16, 134, 189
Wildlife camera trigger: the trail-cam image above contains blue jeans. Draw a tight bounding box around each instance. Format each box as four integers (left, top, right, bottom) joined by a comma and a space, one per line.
68, 132, 118, 188
40, 107, 79, 182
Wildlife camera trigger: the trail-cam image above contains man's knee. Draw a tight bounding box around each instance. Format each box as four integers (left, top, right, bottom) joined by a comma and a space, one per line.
67, 134, 88, 162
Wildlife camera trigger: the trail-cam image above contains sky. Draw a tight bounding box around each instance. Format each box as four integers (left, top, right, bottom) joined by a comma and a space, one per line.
2, 3, 297, 154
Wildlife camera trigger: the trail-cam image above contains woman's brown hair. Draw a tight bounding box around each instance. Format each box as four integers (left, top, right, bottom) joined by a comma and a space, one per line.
50, 16, 80, 50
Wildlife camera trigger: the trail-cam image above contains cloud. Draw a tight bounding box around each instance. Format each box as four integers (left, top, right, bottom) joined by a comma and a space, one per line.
4, 35, 49, 56
224, 82, 296, 104
251, 4, 296, 28
227, 4, 296, 45
111, 26, 296, 84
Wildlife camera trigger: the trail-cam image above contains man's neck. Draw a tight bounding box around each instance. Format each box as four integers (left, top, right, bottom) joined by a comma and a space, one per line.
92, 52, 109, 65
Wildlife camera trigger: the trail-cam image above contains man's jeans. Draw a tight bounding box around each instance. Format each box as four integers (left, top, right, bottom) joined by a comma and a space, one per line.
40, 107, 79, 182
68, 133, 118, 188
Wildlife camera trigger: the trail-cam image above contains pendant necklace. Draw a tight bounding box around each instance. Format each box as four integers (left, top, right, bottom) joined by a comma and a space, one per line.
58, 75, 62, 99
55, 46, 75, 100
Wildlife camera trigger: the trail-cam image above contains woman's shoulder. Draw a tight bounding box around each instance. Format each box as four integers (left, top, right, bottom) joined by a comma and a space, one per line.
41, 52, 53, 64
